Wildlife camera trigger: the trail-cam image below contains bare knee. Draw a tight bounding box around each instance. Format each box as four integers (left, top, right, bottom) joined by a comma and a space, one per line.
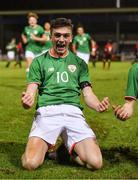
21, 137, 48, 170
21, 154, 44, 170
71, 154, 85, 166
76, 152, 102, 170
74, 153, 102, 170
86, 157, 103, 170
73, 138, 103, 170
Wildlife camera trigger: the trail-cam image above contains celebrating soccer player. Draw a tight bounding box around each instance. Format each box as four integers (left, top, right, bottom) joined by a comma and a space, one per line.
21, 18, 109, 171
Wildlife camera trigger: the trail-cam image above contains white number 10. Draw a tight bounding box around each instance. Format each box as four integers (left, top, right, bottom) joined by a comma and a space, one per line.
57, 71, 69, 83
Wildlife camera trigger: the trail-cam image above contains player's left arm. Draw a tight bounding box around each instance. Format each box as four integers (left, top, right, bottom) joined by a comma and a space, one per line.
82, 86, 110, 112
72, 43, 77, 54
31, 33, 47, 43
113, 99, 136, 120
72, 37, 77, 54
113, 64, 138, 120
21, 34, 28, 44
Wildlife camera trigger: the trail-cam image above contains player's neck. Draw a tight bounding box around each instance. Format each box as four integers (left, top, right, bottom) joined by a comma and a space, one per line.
79, 33, 85, 36
49, 48, 69, 58
30, 24, 38, 28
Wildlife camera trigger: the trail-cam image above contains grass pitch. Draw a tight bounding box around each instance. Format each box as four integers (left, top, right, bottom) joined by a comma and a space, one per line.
0, 60, 138, 179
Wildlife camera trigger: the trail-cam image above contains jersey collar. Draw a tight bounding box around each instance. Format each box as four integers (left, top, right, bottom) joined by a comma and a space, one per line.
49, 48, 69, 59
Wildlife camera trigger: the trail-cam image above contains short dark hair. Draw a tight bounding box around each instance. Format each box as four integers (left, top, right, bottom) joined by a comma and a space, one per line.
50, 18, 73, 31
76, 24, 84, 30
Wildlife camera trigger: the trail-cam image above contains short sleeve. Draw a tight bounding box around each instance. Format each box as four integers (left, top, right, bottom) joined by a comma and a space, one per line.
87, 33, 91, 41
22, 27, 26, 36
40, 26, 45, 35
78, 59, 91, 85
27, 59, 42, 85
72, 36, 77, 45
125, 64, 138, 99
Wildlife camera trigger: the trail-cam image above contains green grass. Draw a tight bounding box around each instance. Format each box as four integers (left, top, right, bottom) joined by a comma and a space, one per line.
0, 60, 138, 179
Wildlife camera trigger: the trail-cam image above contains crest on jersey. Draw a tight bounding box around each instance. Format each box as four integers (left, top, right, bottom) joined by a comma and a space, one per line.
68, 65, 76, 72
33, 30, 38, 35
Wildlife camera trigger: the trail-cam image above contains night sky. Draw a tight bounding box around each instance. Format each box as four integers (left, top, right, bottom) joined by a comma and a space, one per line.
0, 0, 138, 11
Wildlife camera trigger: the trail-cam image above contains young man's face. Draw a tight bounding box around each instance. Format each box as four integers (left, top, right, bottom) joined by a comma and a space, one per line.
44, 22, 51, 31
28, 16, 37, 27
51, 26, 72, 55
77, 27, 84, 35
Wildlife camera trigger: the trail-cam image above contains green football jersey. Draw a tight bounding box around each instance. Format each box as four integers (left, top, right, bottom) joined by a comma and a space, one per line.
42, 31, 53, 51
28, 50, 91, 109
125, 63, 138, 99
72, 33, 91, 53
22, 25, 45, 54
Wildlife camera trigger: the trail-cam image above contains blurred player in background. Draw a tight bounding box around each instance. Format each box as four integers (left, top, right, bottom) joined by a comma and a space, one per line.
103, 40, 113, 70
5, 37, 17, 68
90, 40, 99, 68
113, 63, 138, 120
21, 18, 109, 171
42, 21, 53, 52
72, 25, 93, 64
21, 12, 46, 76
14, 41, 24, 68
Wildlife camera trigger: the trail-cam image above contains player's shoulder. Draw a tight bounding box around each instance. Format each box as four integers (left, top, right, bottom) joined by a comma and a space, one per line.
38, 49, 49, 56
33, 50, 49, 63
36, 24, 44, 31
129, 63, 138, 77
130, 63, 138, 71
24, 26, 29, 30
85, 33, 91, 37
37, 24, 43, 28
69, 51, 86, 65
69, 50, 80, 59
74, 34, 80, 39
85, 32, 90, 36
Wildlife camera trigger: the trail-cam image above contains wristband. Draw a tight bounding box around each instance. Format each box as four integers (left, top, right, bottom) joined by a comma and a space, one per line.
79, 81, 92, 89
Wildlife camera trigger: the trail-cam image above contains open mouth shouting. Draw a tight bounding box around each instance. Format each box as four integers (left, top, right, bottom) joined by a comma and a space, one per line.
56, 42, 66, 53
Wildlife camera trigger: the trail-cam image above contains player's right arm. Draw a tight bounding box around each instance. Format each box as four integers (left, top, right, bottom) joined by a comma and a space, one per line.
21, 34, 28, 44
21, 83, 38, 109
72, 37, 77, 54
72, 43, 77, 54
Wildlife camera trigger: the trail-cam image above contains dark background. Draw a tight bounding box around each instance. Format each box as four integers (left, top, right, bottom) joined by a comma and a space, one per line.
0, 0, 138, 54
0, 0, 138, 10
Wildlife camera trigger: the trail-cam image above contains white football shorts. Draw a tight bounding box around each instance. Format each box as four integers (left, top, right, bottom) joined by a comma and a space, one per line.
25, 50, 35, 59
76, 51, 90, 64
7, 51, 15, 60
29, 104, 96, 153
